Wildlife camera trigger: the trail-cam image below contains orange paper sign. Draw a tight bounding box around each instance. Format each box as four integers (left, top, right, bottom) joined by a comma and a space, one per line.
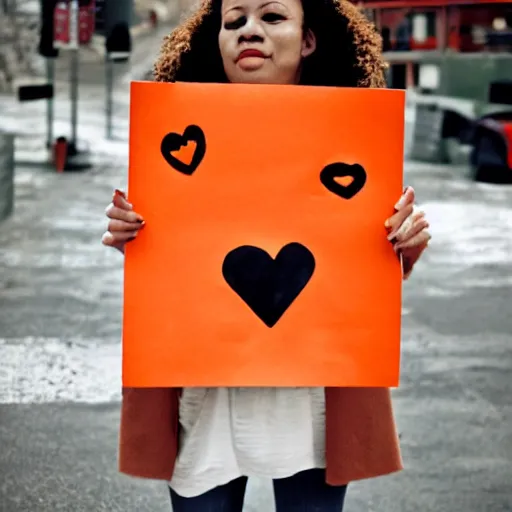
124, 81, 405, 388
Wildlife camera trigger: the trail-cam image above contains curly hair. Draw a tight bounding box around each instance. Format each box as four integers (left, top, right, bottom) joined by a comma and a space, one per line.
153, 0, 387, 88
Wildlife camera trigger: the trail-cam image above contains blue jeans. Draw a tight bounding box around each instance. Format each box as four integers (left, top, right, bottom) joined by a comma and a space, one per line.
169, 469, 348, 512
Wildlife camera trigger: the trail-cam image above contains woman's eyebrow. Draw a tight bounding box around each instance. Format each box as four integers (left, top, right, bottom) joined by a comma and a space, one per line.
224, 1, 286, 16
224, 5, 244, 15
259, 1, 287, 9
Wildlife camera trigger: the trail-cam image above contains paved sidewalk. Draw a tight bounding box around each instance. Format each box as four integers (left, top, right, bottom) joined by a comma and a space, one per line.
1, 150, 512, 511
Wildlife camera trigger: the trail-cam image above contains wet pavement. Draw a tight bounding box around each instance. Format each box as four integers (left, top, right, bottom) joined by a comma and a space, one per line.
1, 46, 512, 512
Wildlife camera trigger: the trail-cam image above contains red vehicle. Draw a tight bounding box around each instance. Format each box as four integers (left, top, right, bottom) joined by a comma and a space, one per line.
352, 0, 512, 182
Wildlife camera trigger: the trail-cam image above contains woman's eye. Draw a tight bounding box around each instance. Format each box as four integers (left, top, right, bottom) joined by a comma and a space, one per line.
224, 16, 247, 31
262, 12, 285, 23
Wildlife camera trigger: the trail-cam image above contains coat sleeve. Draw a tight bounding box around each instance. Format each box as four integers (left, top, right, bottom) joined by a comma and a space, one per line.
325, 387, 403, 485
118, 387, 180, 481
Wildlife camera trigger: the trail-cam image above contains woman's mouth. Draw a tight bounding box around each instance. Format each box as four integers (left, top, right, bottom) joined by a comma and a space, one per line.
237, 49, 266, 62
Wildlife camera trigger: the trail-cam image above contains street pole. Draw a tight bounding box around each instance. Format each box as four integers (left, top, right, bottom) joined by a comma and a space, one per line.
70, 49, 79, 151
104, 0, 133, 140
69, 0, 79, 153
46, 58, 55, 148
105, 55, 114, 140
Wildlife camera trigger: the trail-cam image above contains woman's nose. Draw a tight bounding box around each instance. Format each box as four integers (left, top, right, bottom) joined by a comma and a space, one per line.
238, 16, 265, 43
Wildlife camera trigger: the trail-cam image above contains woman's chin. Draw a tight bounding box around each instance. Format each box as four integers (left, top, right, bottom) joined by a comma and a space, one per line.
237, 57, 267, 72
229, 71, 284, 85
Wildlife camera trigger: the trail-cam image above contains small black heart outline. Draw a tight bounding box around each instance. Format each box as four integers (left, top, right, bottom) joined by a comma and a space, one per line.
222, 243, 316, 328
160, 125, 206, 175
320, 162, 367, 200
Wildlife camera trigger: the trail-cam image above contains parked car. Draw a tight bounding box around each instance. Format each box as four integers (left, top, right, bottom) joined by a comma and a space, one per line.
470, 112, 512, 184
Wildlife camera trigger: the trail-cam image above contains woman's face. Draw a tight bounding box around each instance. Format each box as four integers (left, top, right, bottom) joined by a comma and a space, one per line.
219, 0, 316, 85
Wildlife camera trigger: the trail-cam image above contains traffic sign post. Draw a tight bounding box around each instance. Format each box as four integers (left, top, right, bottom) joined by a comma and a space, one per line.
46, 59, 55, 149
53, 0, 80, 154
103, 0, 133, 139
49, 0, 96, 170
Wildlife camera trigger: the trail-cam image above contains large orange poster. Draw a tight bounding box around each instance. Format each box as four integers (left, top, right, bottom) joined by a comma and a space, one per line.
124, 81, 405, 388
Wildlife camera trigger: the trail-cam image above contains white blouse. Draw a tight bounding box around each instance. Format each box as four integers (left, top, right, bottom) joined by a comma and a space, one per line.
169, 387, 327, 498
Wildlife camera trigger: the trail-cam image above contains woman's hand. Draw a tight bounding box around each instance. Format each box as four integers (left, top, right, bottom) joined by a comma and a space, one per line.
102, 189, 145, 254
385, 186, 431, 280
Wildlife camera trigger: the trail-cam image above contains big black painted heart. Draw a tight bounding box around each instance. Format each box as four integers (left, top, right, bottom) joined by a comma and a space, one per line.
161, 125, 206, 175
222, 243, 315, 328
320, 162, 367, 200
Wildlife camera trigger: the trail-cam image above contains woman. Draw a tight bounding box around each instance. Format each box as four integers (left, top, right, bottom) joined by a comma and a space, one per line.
102, 0, 431, 510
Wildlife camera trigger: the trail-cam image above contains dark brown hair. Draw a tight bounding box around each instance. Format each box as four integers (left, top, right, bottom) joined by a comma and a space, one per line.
153, 0, 387, 88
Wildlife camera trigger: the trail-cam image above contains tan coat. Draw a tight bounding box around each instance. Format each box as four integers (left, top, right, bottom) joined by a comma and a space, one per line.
118, 387, 403, 485
119, 0, 402, 487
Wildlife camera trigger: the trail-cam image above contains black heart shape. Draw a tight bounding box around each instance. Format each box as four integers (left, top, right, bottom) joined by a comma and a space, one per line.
160, 125, 206, 175
320, 163, 367, 200
222, 243, 315, 328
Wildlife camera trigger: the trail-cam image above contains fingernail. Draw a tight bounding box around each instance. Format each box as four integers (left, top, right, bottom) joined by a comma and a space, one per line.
387, 231, 397, 241
114, 189, 126, 198
395, 197, 406, 210
139, 221, 146, 229
395, 187, 411, 210
384, 219, 391, 229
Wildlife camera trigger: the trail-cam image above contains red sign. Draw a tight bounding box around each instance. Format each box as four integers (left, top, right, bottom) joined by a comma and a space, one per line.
53, 2, 71, 48
53, 1, 95, 49
79, 1, 96, 45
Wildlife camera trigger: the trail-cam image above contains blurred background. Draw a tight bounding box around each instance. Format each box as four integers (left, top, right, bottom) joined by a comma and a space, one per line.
0, 1, 511, 511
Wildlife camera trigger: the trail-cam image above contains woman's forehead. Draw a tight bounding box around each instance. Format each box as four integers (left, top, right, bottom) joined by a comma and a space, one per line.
221, 0, 302, 14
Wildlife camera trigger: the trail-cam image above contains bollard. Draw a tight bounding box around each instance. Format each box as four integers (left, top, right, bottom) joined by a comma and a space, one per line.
53, 136, 68, 173
0, 131, 15, 222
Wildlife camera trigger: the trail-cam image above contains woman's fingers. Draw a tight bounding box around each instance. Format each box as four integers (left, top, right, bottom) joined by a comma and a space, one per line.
103, 215, 145, 246
106, 204, 144, 224
383, 187, 431, 279
102, 189, 145, 252
393, 209, 426, 244
106, 189, 143, 223
385, 186, 416, 236
394, 186, 415, 211
394, 216, 429, 248
107, 219, 144, 233
395, 230, 431, 250
385, 204, 414, 240
112, 189, 133, 210
101, 230, 139, 247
